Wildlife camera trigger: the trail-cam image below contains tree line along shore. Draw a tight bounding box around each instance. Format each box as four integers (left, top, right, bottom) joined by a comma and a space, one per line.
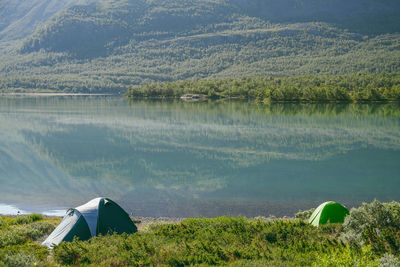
126, 73, 400, 102
0, 200, 399, 266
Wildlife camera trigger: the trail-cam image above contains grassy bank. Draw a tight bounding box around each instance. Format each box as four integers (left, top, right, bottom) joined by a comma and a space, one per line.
126, 73, 400, 102
1, 200, 399, 266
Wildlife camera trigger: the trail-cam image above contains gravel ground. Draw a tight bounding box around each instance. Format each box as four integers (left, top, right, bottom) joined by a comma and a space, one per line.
131, 217, 184, 231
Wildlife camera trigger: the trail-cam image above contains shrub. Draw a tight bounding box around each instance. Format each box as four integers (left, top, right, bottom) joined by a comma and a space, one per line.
53, 238, 89, 266
0, 222, 54, 248
53, 217, 344, 266
3, 253, 37, 267
0, 218, 5, 228
295, 208, 315, 220
316, 245, 378, 267
15, 214, 43, 225
3, 201, 400, 266
379, 253, 400, 267
342, 200, 400, 255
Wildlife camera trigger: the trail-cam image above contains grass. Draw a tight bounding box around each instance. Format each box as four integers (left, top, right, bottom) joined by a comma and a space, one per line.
0, 201, 399, 266
0, 214, 59, 266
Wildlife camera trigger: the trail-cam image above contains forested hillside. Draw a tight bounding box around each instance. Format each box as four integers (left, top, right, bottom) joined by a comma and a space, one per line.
0, 0, 92, 44
0, 0, 400, 93
126, 73, 400, 102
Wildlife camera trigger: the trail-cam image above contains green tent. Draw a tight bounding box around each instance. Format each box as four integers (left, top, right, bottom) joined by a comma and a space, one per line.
309, 201, 349, 227
42, 197, 137, 248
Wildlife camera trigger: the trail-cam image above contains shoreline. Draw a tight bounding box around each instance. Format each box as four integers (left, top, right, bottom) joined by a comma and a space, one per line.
0, 214, 289, 229
0, 92, 116, 96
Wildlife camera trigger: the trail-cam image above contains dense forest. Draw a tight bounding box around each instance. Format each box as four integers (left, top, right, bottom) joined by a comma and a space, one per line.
126, 73, 400, 102
0, 0, 399, 93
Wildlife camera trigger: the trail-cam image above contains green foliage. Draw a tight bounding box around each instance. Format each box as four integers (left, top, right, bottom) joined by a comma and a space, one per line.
0, 222, 55, 248
15, 214, 43, 225
53, 237, 90, 266
0, 216, 56, 266
1, 202, 400, 266
316, 245, 378, 267
3, 253, 38, 267
16, 0, 400, 56
49, 217, 381, 266
295, 208, 315, 220
126, 73, 400, 102
0, 214, 43, 228
342, 200, 400, 256
379, 253, 400, 267
0, 1, 400, 93
50, 217, 363, 266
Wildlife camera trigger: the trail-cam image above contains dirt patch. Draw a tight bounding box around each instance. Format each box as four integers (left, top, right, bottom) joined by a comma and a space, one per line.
131, 217, 184, 231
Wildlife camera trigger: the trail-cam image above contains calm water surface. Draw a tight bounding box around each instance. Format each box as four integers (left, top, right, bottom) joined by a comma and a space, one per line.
0, 96, 399, 217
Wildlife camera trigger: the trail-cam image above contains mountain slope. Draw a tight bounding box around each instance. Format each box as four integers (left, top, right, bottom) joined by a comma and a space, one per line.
0, 0, 400, 93
233, 0, 400, 33
0, 0, 94, 42
19, 0, 400, 56
19, 0, 237, 57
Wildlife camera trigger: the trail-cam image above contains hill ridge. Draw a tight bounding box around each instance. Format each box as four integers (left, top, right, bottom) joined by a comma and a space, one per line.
0, 0, 399, 92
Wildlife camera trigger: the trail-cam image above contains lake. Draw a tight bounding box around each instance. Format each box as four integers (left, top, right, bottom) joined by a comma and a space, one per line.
0, 96, 399, 217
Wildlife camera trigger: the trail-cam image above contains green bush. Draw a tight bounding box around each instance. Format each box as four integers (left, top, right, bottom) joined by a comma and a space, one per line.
0, 243, 50, 266
379, 253, 400, 267
3, 253, 37, 267
15, 214, 43, 225
53, 238, 89, 266
295, 208, 315, 220
2, 202, 400, 266
0, 222, 54, 248
342, 200, 400, 256
53, 217, 344, 266
316, 245, 378, 267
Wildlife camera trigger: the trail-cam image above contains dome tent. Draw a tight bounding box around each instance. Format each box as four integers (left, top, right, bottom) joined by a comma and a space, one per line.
308, 201, 349, 227
42, 197, 137, 248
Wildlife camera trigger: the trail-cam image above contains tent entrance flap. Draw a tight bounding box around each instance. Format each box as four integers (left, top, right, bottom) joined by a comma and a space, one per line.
97, 198, 137, 235
42, 209, 91, 247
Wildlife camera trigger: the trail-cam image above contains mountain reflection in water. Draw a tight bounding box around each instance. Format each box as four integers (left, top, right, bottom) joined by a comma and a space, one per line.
0, 97, 399, 217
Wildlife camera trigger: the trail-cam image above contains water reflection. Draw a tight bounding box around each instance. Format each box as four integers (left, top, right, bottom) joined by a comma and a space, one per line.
0, 97, 399, 217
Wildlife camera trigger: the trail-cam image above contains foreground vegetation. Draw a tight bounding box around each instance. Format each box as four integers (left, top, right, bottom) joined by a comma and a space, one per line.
0, 214, 58, 266
0, 200, 399, 266
126, 73, 400, 102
